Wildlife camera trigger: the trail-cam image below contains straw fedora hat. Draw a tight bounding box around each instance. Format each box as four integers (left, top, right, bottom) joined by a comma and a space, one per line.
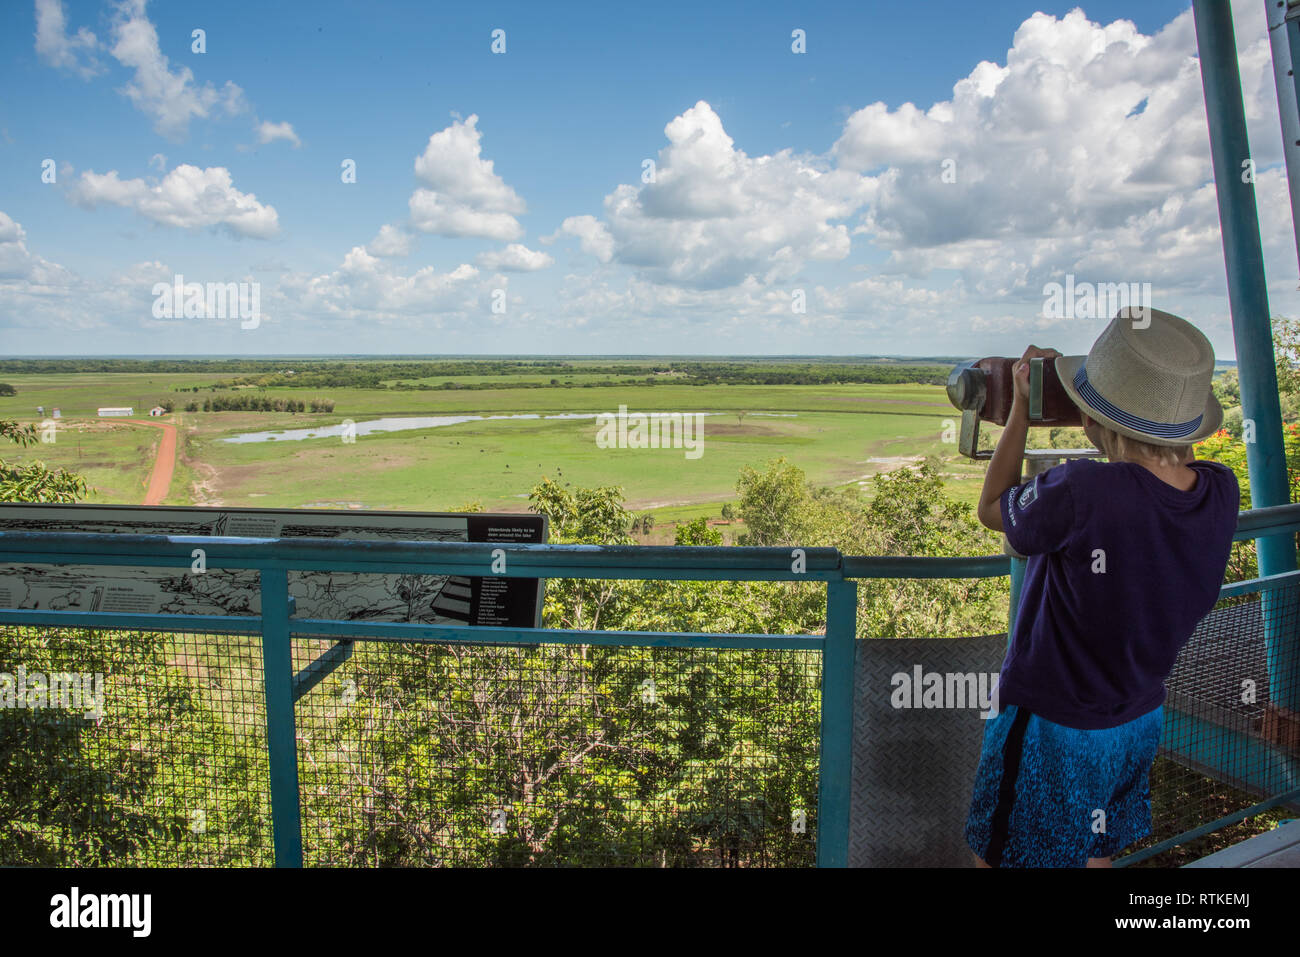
1054, 307, 1223, 447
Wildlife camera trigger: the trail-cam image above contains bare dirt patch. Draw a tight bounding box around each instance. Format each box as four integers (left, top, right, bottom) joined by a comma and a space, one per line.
190, 460, 224, 508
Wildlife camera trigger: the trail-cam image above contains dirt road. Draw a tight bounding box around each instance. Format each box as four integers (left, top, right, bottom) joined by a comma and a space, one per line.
125, 418, 177, 505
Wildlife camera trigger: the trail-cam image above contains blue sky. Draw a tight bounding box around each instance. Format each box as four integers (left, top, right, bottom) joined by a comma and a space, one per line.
2, 0, 1297, 357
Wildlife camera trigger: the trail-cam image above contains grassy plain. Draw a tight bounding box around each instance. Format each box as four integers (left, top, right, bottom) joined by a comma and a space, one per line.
0, 367, 1000, 528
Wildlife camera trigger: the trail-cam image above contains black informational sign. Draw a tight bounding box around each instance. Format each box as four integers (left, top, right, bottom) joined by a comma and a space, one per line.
0, 504, 547, 629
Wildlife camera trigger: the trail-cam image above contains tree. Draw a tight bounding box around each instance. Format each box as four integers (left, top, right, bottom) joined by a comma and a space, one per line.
528, 477, 637, 631
0, 383, 16, 396
1192, 317, 1300, 579
735, 456, 1008, 639
735, 457, 815, 546
0, 626, 271, 865
0, 420, 88, 503
1212, 367, 1240, 410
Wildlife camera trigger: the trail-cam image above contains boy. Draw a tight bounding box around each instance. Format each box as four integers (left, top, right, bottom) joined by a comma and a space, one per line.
964, 307, 1241, 868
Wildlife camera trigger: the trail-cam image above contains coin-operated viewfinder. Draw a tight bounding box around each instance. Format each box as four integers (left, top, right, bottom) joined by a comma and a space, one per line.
946, 356, 1084, 459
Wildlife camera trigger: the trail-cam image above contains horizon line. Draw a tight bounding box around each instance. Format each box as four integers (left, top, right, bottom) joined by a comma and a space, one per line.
0, 353, 1242, 364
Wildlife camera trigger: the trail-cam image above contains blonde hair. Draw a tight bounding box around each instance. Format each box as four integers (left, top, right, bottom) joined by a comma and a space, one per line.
1089, 420, 1191, 469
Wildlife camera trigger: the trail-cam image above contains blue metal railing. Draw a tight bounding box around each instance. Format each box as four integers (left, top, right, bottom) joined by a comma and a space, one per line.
2, 500, 1299, 866
0, 531, 855, 867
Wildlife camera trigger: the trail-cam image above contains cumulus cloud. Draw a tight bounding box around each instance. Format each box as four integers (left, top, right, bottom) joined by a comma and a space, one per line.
34, 0, 101, 78
367, 224, 414, 257
832, 6, 1292, 302
0, 213, 24, 245
69, 164, 280, 238
549, 268, 957, 339
0, 213, 159, 337
475, 243, 553, 271
556, 101, 872, 289
549, 215, 614, 263
109, 0, 246, 139
275, 246, 486, 320
407, 115, 526, 240
540, 5, 1294, 348
0, 211, 73, 285
256, 120, 301, 147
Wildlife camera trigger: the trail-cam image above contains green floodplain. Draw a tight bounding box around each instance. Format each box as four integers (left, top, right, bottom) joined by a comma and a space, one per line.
7, 356, 1237, 538
0, 355, 1107, 538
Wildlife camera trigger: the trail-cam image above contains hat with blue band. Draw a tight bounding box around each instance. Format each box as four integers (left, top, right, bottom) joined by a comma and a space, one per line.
1053, 307, 1223, 447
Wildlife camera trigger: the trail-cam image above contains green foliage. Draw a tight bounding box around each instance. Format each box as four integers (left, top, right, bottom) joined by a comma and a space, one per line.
198, 394, 322, 413
528, 477, 637, 631
736, 457, 818, 546
0, 628, 270, 865
675, 517, 722, 546
736, 457, 1009, 638
1192, 423, 1300, 581
1212, 367, 1240, 410
0, 418, 88, 504
1273, 318, 1300, 401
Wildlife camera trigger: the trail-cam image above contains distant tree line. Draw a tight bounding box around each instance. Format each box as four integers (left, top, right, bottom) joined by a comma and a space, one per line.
192, 395, 334, 413
209, 363, 950, 390
0, 358, 953, 390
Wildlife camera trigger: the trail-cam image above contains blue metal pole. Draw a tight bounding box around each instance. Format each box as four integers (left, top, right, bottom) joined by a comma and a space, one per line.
1006, 556, 1026, 647
1267, 0, 1300, 279
817, 579, 856, 867
260, 569, 304, 867
1195, 0, 1300, 713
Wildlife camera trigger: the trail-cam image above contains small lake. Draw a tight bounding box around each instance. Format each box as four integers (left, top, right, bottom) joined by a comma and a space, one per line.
220, 410, 747, 444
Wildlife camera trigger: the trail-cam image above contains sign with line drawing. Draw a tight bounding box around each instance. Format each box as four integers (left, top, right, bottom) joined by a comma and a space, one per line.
0, 504, 546, 628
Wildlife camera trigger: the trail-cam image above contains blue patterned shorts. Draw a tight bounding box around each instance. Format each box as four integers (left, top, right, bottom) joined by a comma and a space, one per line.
964, 703, 1163, 867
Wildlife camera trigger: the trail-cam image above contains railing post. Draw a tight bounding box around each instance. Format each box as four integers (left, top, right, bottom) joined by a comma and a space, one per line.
1196, 0, 1300, 714
1006, 555, 1025, 645
261, 568, 304, 867
817, 578, 856, 867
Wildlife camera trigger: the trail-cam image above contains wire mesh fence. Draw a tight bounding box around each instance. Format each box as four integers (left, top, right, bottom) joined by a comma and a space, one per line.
0, 624, 821, 867
293, 638, 822, 867
1124, 576, 1300, 865
0, 624, 272, 866
5, 570, 1296, 867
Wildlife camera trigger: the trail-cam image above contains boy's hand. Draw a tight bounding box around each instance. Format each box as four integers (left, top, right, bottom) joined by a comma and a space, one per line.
1012, 345, 1063, 411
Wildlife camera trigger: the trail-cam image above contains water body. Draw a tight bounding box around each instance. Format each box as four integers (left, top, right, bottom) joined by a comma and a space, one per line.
221, 410, 754, 444
222, 413, 583, 443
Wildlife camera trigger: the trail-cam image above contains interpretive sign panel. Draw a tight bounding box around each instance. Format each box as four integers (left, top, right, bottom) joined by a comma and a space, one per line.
0, 504, 546, 628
